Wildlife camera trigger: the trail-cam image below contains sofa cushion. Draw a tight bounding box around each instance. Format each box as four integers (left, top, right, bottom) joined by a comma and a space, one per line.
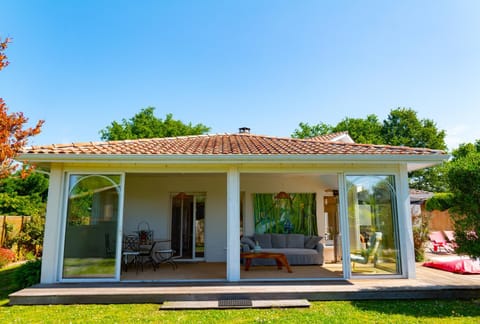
241, 236, 256, 249
305, 235, 322, 249
286, 234, 305, 248
271, 234, 287, 248
254, 233, 272, 248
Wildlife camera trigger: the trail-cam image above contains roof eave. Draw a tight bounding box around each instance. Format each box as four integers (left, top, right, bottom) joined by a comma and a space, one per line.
18, 153, 448, 171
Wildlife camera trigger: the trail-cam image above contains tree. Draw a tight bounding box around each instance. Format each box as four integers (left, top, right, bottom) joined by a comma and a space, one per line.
333, 114, 384, 144
382, 108, 447, 150
291, 122, 333, 139
447, 152, 480, 258
382, 108, 448, 192
451, 140, 480, 160
1, 37, 44, 178
100, 107, 211, 140
0, 171, 49, 199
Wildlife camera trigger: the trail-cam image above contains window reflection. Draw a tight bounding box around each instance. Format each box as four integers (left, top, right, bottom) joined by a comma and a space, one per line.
63, 174, 121, 279
347, 175, 400, 275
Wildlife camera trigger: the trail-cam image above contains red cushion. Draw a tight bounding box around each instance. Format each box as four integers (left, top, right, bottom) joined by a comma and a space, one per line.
423, 258, 480, 274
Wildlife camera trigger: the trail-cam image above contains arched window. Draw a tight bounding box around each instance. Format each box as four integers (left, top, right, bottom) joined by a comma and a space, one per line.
62, 174, 121, 279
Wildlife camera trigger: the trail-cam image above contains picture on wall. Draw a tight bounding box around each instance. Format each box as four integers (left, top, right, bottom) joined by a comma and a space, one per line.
253, 193, 317, 236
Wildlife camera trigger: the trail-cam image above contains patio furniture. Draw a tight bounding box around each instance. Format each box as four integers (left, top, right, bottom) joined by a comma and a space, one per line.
155, 248, 178, 270
350, 232, 382, 269
443, 230, 458, 250
428, 231, 453, 253
241, 251, 293, 273
138, 240, 158, 271
122, 250, 140, 273
137, 221, 154, 245
241, 233, 324, 265
122, 234, 141, 273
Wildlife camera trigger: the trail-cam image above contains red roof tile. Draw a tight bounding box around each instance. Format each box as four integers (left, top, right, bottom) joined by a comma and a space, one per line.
21, 133, 446, 156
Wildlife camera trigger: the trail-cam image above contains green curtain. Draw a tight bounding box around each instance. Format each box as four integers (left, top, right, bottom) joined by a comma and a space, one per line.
253, 193, 317, 235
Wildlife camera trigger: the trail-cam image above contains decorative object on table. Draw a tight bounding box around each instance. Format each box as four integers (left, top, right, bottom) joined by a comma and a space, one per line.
254, 241, 262, 252
137, 221, 154, 245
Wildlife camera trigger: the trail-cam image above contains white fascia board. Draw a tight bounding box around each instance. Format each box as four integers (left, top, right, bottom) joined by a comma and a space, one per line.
19, 153, 448, 170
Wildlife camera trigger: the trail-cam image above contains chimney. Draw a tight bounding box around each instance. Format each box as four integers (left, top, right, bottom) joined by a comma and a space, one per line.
238, 127, 250, 134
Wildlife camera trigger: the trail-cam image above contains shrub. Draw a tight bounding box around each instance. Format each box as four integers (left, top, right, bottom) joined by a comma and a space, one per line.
447, 153, 480, 258
0, 247, 15, 268
14, 259, 41, 288
425, 193, 454, 211
412, 213, 431, 262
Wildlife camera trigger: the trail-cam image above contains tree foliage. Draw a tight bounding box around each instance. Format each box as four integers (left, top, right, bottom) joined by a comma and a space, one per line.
0, 171, 48, 216
0, 37, 44, 178
447, 152, 480, 258
333, 114, 384, 144
0, 171, 49, 201
100, 107, 211, 140
292, 122, 333, 139
381, 108, 446, 150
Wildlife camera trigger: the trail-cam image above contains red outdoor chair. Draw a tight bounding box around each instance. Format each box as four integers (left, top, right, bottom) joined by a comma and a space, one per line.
443, 230, 458, 250
428, 231, 454, 253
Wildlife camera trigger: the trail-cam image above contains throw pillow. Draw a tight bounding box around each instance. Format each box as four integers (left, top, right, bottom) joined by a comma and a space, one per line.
286, 234, 305, 248
254, 233, 272, 248
305, 235, 322, 249
240, 236, 256, 249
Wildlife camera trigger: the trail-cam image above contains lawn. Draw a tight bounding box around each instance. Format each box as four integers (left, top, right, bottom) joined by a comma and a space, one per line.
1, 264, 480, 324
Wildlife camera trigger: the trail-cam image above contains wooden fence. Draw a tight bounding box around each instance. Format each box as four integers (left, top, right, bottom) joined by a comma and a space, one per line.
0, 215, 31, 247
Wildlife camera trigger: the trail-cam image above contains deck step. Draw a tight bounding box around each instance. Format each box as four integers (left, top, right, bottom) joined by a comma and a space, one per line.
160, 299, 311, 310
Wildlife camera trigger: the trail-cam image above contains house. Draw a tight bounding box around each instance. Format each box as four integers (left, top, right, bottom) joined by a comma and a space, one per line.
19, 129, 448, 283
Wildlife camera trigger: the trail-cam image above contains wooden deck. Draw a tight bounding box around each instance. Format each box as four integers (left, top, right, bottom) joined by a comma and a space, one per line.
9, 262, 480, 305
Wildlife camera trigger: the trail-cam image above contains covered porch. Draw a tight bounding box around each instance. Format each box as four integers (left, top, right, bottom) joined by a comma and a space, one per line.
54, 168, 410, 283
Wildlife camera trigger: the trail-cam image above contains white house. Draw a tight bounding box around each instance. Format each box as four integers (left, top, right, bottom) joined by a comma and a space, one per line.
19, 130, 447, 283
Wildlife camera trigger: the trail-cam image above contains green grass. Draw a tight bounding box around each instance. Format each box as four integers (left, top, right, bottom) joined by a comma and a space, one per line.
1, 264, 480, 323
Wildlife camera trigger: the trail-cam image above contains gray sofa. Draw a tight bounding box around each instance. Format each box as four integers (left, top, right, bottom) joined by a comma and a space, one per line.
241, 233, 324, 266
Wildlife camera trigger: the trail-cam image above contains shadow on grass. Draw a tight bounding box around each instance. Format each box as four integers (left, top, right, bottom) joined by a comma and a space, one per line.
0, 265, 22, 305
351, 299, 480, 318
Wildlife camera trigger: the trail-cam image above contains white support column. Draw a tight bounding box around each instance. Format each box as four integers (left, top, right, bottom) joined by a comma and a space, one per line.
338, 173, 351, 279
398, 164, 416, 279
40, 165, 64, 283
226, 167, 241, 281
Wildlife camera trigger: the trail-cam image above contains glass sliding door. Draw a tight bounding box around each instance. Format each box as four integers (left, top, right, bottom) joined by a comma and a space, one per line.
171, 193, 206, 260
346, 175, 401, 276
62, 174, 122, 279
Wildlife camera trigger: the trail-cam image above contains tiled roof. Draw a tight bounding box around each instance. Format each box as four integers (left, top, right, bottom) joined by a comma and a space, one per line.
21, 133, 446, 156
409, 189, 434, 202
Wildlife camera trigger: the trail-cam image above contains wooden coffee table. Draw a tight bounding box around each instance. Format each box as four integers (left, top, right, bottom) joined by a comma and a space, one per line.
241, 252, 293, 273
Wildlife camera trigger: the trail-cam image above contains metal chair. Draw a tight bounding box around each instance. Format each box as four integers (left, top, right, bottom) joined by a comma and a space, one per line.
138, 240, 158, 271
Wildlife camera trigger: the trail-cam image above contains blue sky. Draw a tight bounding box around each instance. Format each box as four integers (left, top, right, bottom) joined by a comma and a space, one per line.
1, 1, 479, 150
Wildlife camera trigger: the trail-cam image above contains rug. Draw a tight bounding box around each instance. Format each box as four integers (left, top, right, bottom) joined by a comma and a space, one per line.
423, 257, 480, 274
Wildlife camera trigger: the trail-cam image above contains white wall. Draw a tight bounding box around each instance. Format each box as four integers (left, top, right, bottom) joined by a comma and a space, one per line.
123, 173, 227, 262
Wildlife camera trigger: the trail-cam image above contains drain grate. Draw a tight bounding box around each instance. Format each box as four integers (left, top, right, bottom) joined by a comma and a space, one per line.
218, 298, 253, 308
